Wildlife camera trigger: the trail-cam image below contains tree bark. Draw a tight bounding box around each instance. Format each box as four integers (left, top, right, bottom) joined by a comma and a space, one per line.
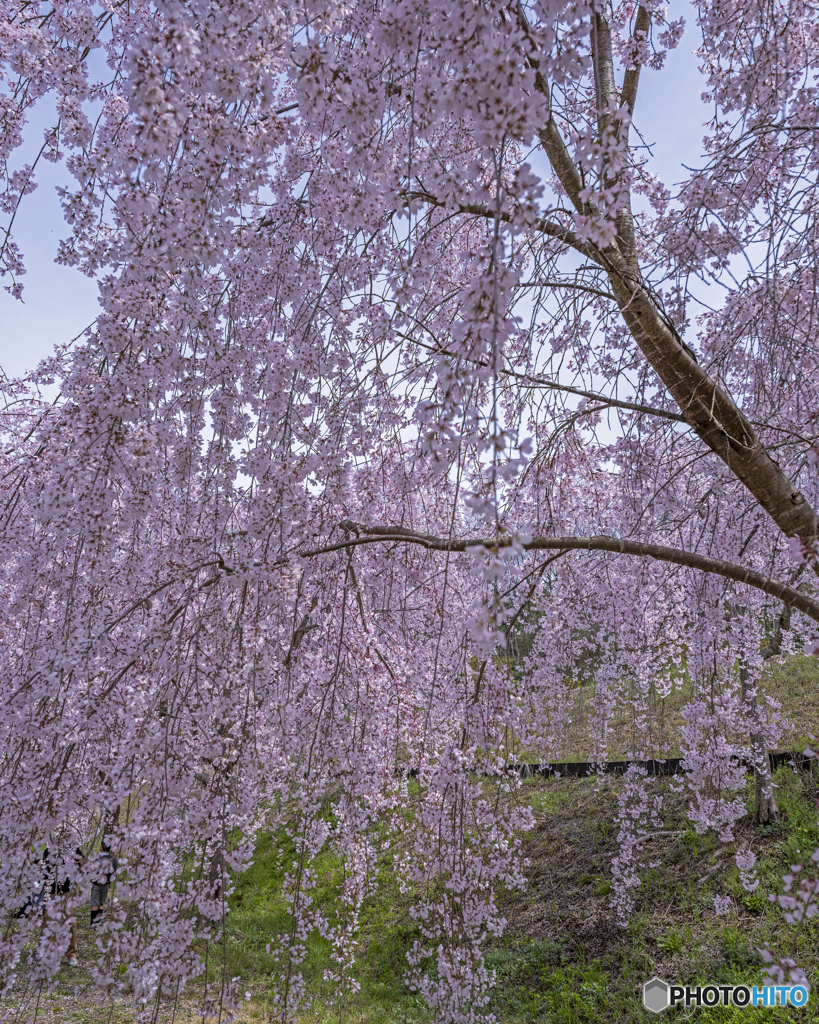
603, 255, 819, 545
303, 525, 819, 625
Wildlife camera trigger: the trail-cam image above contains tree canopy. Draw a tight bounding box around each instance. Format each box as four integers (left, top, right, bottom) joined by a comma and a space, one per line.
1, 0, 818, 1017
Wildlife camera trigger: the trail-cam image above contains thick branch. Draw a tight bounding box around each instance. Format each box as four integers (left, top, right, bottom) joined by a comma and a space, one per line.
426, 179, 819, 544
522, 49, 819, 544
618, 6, 651, 127
603, 253, 819, 544
515, 1, 586, 213
424, 43, 819, 550
611, 6, 651, 257
591, 9, 617, 136
410, 190, 603, 265
301, 524, 819, 624
533, 73, 586, 214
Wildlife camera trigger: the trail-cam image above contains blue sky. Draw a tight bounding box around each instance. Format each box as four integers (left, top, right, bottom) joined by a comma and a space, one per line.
0, 95, 100, 382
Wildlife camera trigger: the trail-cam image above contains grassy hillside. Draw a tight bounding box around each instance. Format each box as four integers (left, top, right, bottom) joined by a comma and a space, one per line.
8, 654, 819, 1023
19, 761, 819, 1023
215, 766, 819, 1023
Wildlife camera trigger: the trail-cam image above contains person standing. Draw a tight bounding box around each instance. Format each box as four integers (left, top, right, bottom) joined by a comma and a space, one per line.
90, 839, 118, 928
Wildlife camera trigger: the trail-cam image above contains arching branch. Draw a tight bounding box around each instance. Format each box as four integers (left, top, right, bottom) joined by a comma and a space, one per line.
407, 189, 604, 265
300, 524, 819, 624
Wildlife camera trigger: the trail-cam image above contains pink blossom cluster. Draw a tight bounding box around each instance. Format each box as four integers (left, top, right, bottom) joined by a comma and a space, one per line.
610, 765, 662, 925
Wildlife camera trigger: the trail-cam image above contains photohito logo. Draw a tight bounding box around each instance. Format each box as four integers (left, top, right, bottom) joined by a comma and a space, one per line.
642, 976, 809, 1013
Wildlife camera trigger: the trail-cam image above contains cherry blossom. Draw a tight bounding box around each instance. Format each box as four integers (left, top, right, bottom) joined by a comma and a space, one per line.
1, 0, 818, 1017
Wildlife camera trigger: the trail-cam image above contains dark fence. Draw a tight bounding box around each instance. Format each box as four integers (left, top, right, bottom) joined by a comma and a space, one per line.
501, 750, 815, 779
400, 750, 815, 780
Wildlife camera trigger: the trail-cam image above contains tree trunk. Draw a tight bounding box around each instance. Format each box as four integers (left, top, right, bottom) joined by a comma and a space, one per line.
740, 662, 780, 826
752, 749, 780, 826
535, 6, 819, 551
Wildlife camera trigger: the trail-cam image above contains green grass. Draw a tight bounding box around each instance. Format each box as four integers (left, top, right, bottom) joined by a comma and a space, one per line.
188, 763, 818, 1023
762, 654, 819, 754
211, 816, 428, 1021
22, 763, 819, 1023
